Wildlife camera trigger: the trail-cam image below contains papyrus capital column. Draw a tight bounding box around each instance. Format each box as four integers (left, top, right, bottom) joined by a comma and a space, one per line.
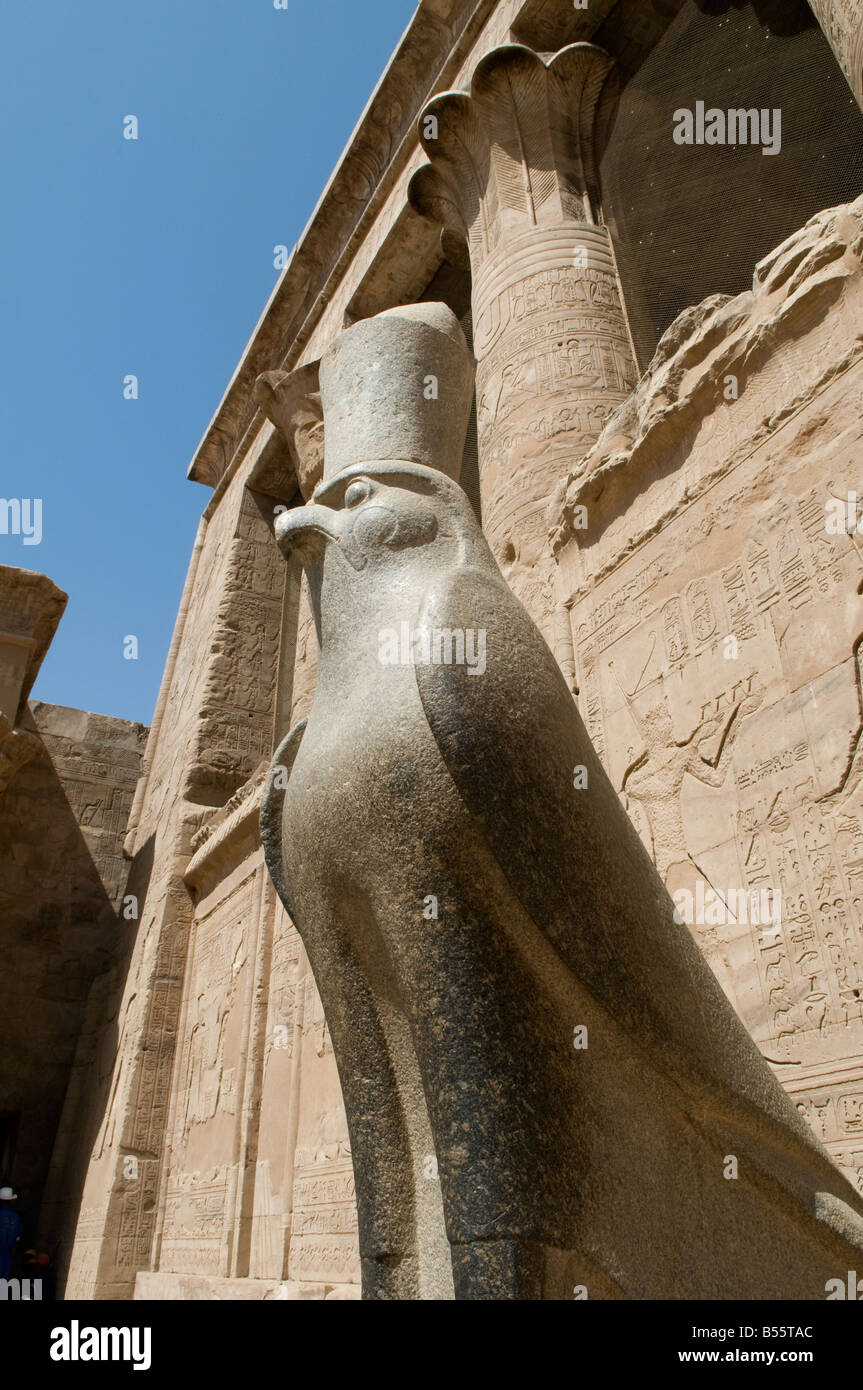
409, 43, 638, 640
808, 1, 863, 109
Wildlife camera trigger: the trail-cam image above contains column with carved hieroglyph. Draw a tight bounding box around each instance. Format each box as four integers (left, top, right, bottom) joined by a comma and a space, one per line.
808, 1, 863, 109
409, 43, 638, 656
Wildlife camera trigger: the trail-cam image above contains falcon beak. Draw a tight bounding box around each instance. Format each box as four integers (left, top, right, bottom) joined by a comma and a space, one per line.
275, 503, 342, 556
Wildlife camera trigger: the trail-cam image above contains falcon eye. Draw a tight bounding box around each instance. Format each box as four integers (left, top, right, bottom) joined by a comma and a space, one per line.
344, 479, 371, 509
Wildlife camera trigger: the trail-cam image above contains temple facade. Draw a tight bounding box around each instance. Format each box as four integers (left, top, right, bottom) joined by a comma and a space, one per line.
5, 0, 863, 1298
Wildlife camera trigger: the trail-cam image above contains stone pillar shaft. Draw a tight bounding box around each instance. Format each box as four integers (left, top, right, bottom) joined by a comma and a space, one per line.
472, 221, 634, 599
410, 43, 638, 643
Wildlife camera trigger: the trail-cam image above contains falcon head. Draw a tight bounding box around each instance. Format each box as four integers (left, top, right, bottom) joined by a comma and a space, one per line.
275, 460, 485, 575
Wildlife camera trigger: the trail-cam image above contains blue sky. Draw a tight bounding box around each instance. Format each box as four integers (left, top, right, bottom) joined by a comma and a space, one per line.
1, 0, 416, 724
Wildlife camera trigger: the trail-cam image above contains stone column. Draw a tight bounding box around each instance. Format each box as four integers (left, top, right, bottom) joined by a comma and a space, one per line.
409, 43, 638, 643
808, 2, 863, 109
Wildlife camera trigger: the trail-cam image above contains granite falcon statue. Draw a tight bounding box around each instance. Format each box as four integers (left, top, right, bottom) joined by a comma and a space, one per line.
261, 302, 863, 1300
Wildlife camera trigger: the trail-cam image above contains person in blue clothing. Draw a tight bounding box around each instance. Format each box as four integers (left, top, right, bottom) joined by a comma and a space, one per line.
0, 1187, 22, 1278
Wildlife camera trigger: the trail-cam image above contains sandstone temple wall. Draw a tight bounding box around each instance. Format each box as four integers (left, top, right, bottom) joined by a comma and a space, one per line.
555, 194, 863, 1193
55, 469, 286, 1297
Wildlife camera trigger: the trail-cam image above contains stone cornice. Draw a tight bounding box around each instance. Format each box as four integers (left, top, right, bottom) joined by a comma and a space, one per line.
187, 0, 500, 490
0, 565, 67, 721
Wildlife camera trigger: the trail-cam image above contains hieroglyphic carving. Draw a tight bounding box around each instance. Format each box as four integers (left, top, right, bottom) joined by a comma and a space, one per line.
248, 905, 306, 1283
161, 1170, 230, 1276
289, 577, 318, 727
283, 967, 359, 1286
473, 235, 636, 628
267, 916, 303, 1062
157, 874, 255, 1277
793, 1075, 863, 1191
189, 490, 284, 802
181, 888, 251, 1130
288, 1157, 359, 1285
570, 463, 863, 1060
